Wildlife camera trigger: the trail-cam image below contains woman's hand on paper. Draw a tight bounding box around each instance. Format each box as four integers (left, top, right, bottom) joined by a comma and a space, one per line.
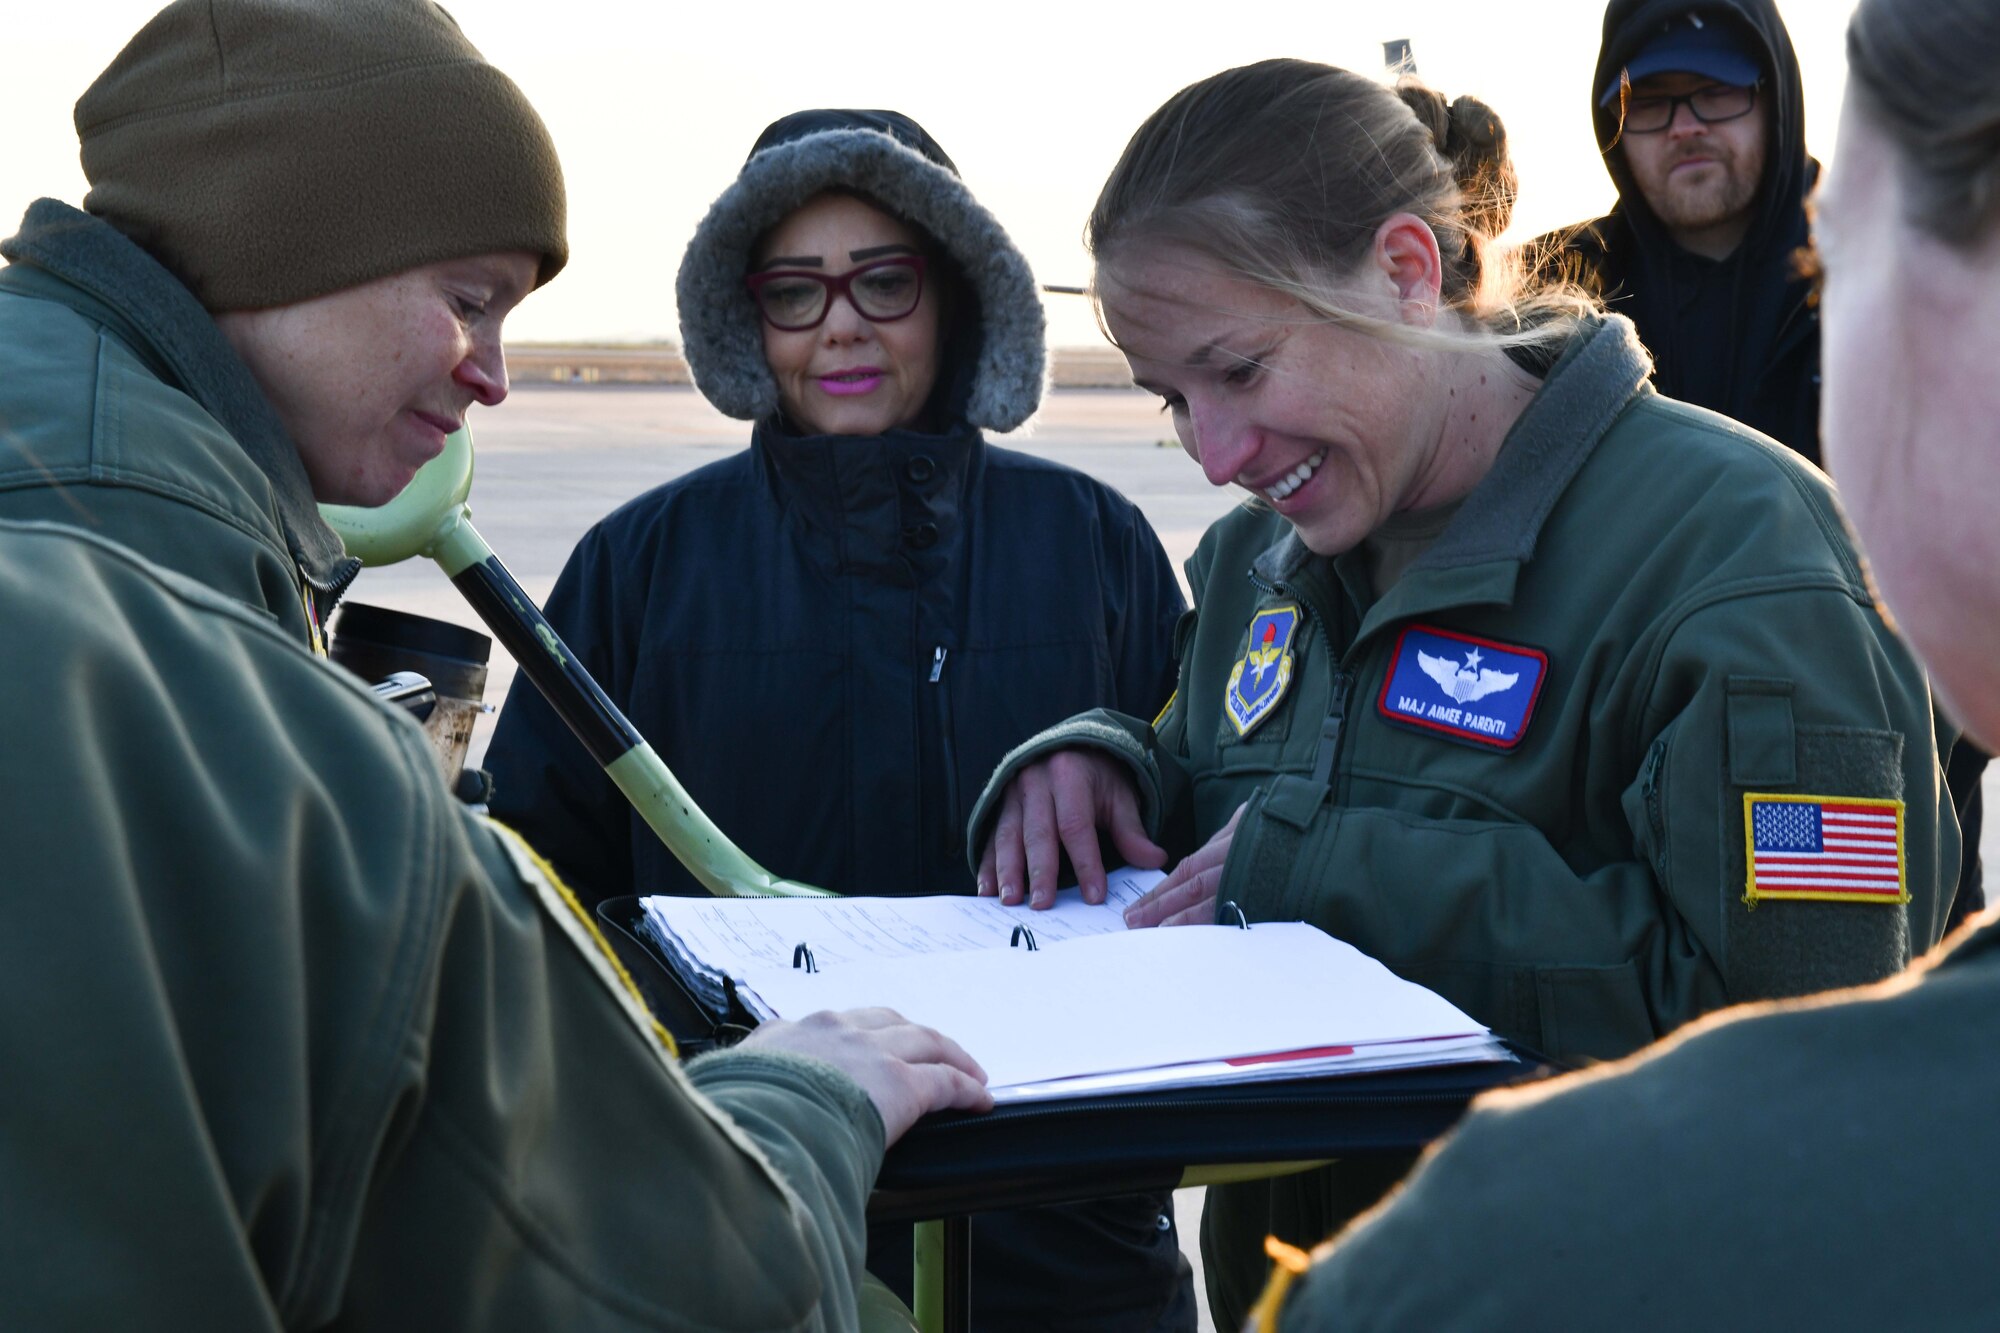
738, 1007, 993, 1143
975, 748, 1166, 909
1123, 803, 1246, 928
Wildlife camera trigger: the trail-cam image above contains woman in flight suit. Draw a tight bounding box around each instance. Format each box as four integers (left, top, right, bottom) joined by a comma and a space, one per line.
969, 59, 1958, 1330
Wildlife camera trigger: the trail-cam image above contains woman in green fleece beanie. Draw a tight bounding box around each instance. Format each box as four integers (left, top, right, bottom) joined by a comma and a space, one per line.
0, 5, 995, 1330
0, 0, 570, 656
79, 0, 569, 508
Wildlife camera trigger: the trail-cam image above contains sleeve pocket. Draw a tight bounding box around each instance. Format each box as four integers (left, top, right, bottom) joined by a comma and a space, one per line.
1723, 725, 1913, 1001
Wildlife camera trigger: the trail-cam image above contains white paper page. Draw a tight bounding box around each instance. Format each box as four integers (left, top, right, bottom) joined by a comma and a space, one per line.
990, 1034, 1511, 1103
640, 868, 1159, 979
746, 922, 1488, 1091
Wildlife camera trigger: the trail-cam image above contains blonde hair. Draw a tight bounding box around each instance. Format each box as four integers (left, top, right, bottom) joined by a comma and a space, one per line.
1087, 59, 1592, 354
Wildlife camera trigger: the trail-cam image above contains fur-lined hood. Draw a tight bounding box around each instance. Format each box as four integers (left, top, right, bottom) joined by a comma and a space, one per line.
675, 108, 1045, 433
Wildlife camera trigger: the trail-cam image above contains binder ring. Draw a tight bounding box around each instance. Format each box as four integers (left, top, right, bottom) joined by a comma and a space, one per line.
792, 942, 817, 973
1219, 901, 1250, 930
1009, 925, 1039, 951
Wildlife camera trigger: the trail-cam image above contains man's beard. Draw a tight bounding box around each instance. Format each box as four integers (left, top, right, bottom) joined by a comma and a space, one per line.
1646, 148, 1762, 234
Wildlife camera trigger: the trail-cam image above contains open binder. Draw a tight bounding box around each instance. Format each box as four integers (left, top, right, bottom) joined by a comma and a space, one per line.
599, 893, 1546, 1207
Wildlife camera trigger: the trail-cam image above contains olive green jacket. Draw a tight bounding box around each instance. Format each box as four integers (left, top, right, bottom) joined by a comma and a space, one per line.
973, 316, 1955, 1066
0, 200, 359, 647
1278, 907, 2000, 1330
0, 519, 883, 1331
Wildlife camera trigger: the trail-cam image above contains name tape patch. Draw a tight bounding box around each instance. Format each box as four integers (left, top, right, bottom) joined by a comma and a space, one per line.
1743, 793, 1908, 906
1377, 625, 1548, 750
1224, 604, 1300, 737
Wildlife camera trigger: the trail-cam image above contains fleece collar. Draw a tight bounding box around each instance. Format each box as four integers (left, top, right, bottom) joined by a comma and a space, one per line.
676, 128, 1045, 434
1, 199, 360, 608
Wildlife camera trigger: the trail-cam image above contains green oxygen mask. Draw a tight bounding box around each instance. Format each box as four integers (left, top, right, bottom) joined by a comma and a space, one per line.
320, 427, 831, 898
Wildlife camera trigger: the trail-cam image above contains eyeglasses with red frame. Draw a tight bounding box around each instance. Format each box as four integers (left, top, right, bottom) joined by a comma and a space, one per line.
744, 255, 929, 332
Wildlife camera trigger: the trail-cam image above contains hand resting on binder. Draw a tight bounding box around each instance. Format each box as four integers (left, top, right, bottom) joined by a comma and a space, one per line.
975, 746, 1247, 926
975, 749, 1166, 908
736, 1006, 994, 1141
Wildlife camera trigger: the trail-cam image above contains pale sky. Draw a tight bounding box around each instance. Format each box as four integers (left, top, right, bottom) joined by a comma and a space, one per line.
6, 0, 1854, 346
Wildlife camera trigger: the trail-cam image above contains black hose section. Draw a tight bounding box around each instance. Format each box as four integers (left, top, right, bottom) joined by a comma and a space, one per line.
450, 555, 640, 766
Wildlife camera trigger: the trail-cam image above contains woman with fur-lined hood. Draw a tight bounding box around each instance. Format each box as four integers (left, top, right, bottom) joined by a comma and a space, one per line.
484, 109, 1195, 1331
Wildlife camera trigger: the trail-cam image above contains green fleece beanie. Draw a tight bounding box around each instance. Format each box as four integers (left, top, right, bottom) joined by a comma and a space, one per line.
76, 0, 567, 311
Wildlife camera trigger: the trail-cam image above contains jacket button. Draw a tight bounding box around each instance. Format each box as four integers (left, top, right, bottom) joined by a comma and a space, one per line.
905, 521, 940, 549
906, 455, 936, 483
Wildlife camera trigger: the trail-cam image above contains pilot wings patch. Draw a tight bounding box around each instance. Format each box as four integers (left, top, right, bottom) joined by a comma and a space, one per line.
1416, 649, 1518, 704
1379, 625, 1548, 750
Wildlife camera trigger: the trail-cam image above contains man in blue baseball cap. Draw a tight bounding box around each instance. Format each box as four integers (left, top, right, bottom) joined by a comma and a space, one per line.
1540, 0, 1987, 930
1544, 3, 1807, 456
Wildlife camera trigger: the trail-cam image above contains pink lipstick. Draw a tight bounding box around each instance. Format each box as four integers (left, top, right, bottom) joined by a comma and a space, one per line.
818, 367, 884, 397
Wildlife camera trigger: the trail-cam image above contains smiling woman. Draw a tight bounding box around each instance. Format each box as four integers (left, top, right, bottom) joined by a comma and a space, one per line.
1251, 5, 2000, 1326
963, 57, 1961, 1331
483, 106, 1196, 1331
748, 193, 943, 437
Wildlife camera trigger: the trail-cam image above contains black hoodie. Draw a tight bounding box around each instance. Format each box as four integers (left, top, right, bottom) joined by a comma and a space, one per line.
1560, 2, 1988, 918
1549, 0, 1821, 462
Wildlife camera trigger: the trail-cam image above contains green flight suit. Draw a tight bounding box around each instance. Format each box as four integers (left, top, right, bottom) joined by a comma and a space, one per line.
0, 519, 886, 1331
969, 317, 1957, 1327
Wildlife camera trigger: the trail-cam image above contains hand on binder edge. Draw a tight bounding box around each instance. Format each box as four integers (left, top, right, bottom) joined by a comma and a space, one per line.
1122, 803, 1247, 929
735, 1007, 994, 1142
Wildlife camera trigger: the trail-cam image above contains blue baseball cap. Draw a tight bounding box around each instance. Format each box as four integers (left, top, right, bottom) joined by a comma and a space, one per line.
1599, 13, 1762, 106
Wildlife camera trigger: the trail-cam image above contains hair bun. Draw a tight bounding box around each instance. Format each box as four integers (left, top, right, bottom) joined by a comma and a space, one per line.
1446, 95, 1505, 159
1394, 82, 1452, 152
1390, 83, 1517, 238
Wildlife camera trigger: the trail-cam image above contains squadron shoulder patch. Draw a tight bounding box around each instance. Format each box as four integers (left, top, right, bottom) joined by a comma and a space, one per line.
1743, 793, 1908, 906
1224, 604, 1300, 737
1377, 624, 1547, 750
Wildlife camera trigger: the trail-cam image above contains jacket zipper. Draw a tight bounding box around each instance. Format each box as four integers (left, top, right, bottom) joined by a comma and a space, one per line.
931, 646, 960, 856
1311, 671, 1354, 790
1252, 569, 1356, 796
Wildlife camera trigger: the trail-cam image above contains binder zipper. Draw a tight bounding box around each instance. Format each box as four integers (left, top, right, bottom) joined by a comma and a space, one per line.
874, 1067, 1532, 1197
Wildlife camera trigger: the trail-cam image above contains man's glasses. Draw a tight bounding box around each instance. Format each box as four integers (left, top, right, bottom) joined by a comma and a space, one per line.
745, 256, 928, 331
1621, 81, 1758, 135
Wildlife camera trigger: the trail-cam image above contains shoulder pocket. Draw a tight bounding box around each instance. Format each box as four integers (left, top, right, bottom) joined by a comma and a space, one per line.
1726, 676, 1796, 786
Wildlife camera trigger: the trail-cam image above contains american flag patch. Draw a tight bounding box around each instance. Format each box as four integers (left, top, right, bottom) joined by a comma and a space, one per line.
1743, 793, 1907, 906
